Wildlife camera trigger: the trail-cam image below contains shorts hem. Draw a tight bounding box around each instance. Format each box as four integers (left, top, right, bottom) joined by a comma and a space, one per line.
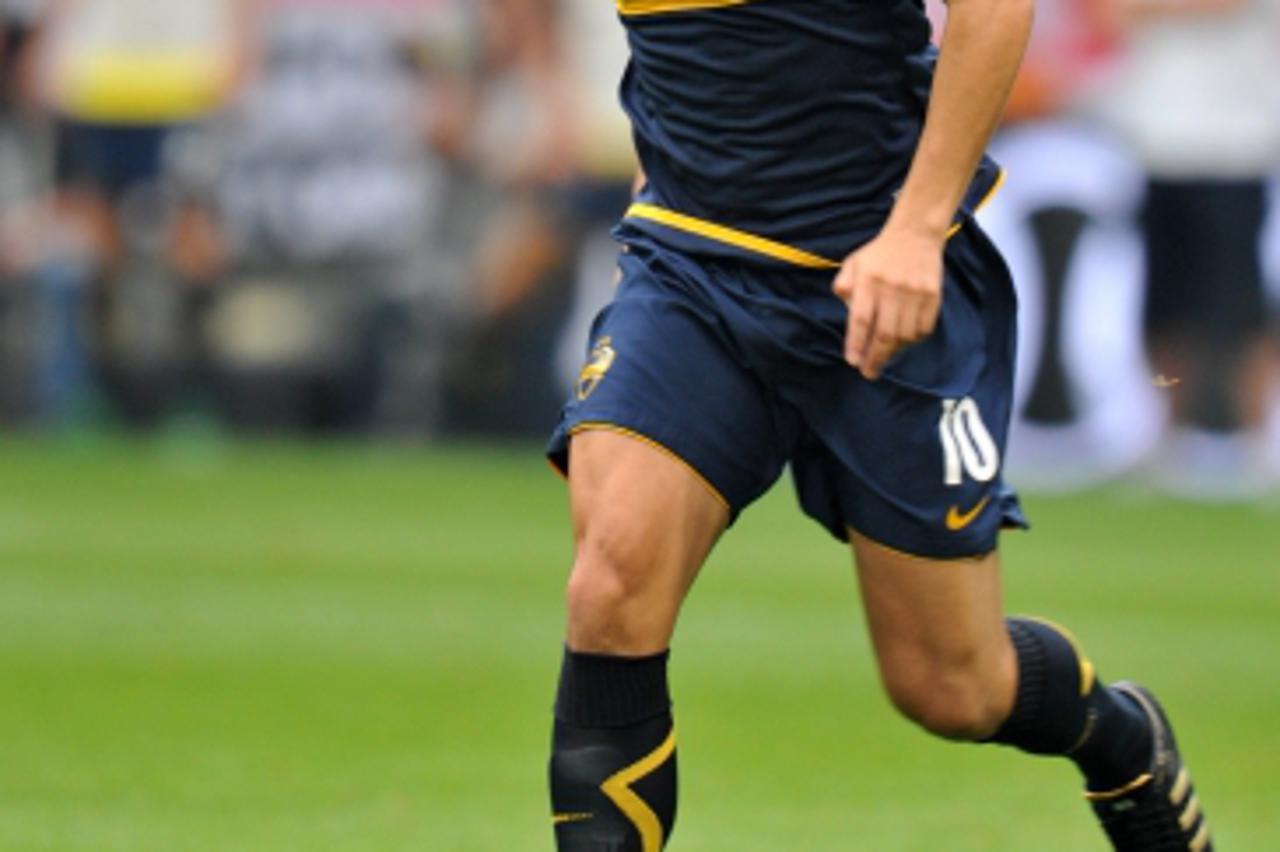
840, 497, 1028, 561
548, 419, 733, 514
842, 521, 998, 561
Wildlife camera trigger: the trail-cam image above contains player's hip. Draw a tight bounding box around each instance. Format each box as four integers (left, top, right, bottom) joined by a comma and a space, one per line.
609, 223, 1017, 398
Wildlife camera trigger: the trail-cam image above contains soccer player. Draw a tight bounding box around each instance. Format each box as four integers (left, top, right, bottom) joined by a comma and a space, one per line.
545, 1, 1213, 850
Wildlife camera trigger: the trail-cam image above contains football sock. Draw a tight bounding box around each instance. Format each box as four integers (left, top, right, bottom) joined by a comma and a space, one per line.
988, 617, 1154, 792
550, 647, 677, 851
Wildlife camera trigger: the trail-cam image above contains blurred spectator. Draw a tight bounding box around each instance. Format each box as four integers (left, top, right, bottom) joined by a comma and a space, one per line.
437, 0, 580, 435
1001, 0, 1116, 123
552, 0, 637, 397
0, 0, 41, 111
444, 0, 639, 436
0, 0, 47, 420
5, 0, 247, 426
981, 0, 1164, 488
195, 0, 460, 433
1088, 0, 1280, 495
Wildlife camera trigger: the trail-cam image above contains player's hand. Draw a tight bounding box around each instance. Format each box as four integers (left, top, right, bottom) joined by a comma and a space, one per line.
832, 223, 945, 381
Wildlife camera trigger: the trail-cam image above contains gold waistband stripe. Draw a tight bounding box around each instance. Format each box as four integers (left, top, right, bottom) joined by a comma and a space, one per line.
617, 0, 751, 16
624, 203, 840, 269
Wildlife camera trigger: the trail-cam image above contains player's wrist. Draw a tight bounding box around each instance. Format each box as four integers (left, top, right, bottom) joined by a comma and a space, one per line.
881, 208, 951, 247
883, 188, 956, 246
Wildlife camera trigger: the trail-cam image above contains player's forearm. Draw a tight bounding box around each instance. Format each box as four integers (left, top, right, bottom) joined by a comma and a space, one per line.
886, 0, 1033, 241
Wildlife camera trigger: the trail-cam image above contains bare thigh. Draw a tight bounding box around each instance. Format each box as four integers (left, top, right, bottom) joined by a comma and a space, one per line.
564, 429, 730, 655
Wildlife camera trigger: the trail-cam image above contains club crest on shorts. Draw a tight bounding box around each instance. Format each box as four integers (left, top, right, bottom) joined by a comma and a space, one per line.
576, 337, 616, 400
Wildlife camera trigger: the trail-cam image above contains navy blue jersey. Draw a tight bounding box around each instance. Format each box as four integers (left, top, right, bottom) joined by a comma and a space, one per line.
615, 0, 1003, 268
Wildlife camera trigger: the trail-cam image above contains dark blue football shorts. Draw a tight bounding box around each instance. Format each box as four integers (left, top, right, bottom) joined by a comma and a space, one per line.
547, 223, 1028, 559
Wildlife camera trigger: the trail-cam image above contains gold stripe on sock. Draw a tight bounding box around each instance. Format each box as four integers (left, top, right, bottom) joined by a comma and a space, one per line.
1179, 794, 1201, 831
552, 812, 594, 825
1169, 767, 1191, 805
1083, 773, 1153, 802
599, 727, 677, 852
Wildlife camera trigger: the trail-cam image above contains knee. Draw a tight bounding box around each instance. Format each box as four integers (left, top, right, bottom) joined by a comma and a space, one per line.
564, 548, 635, 628
881, 651, 1015, 741
565, 524, 671, 654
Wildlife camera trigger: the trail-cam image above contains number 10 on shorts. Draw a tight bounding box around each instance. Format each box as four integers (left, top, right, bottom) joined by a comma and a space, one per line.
939, 398, 1000, 486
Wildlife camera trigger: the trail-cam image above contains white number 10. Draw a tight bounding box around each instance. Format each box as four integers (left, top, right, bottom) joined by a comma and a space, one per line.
939, 398, 999, 486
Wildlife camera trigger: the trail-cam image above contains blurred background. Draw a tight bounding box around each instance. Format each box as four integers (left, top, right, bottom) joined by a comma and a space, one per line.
0, 0, 641, 445
0, 2, 1278, 850
0, 0, 1276, 494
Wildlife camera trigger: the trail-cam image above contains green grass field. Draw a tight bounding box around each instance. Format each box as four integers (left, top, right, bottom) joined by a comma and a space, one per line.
1, 436, 1276, 850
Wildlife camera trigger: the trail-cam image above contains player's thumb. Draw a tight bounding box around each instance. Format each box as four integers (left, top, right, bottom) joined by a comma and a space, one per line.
832, 257, 859, 302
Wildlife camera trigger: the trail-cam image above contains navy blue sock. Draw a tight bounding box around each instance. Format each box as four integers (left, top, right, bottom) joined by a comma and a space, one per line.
550, 648, 677, 851
989, 618, 1153, 791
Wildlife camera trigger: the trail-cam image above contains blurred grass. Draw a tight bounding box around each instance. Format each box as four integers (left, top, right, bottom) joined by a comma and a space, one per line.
0, 436, 1276, 850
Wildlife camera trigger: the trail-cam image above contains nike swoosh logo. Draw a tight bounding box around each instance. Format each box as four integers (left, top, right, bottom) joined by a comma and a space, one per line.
946, 496, 991, 531
552, 813, 594, 825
